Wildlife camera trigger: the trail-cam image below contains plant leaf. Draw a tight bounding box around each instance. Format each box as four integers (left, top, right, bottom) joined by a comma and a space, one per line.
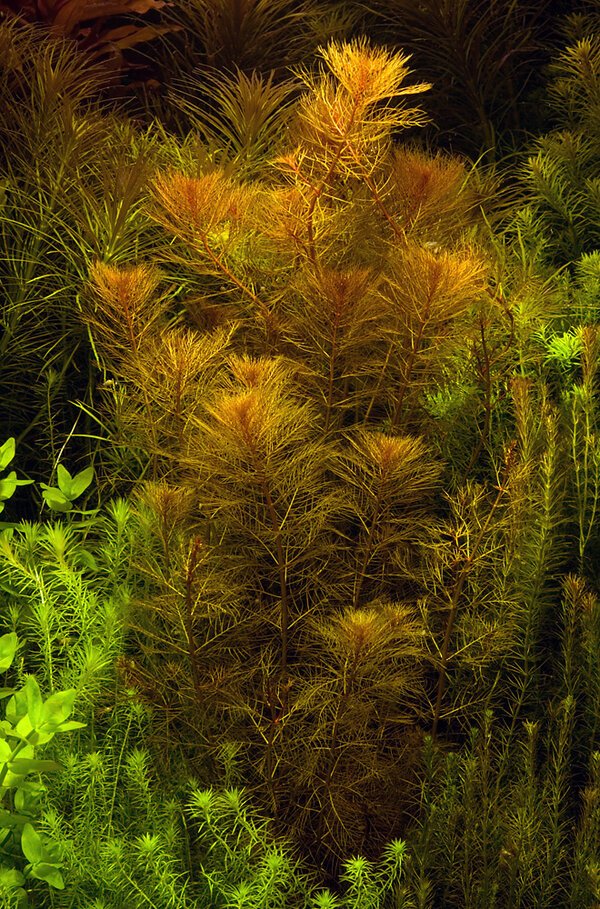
39, 689, 77, 731
0, 438, 15, 472
56, 464, 73, 496
28, 862, 64, 889
21, 823, 43, 864
0, 632, 17, 672
68, 465, 94, 499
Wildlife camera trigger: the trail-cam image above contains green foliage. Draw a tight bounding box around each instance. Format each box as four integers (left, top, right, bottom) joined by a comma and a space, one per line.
42, 742, 409, 909
398, 715, 600, 908
39, 464, 95, 515
168, 67, 300, 178
519, 14, 600, 266
0, 492, 198, 907
186, 785, 313, 907
183, 785, 408, 909
0, 439, 34, 521
0, 631, 86, 907
0, 489, 144, 794
42, 695, 200, 909
0, 436, 96, 532
156, 0, 358, 87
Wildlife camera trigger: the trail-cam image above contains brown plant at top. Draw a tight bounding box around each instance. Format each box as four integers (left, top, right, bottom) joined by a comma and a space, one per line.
291, 38, 431, 170
162, 0, 321, 77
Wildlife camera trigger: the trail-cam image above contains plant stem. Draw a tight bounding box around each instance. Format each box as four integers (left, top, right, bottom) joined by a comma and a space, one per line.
323, 305, 342, 436
239, 425, 289, 683
431, 443, 515, 738
185, 536, 203, 701
353, 483, 386, 609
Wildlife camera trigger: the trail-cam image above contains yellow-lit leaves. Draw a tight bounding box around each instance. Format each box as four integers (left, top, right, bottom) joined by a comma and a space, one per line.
290, 265, 383, 369
150, 170, 249, 240
385, 242, 488, 332
85, 261, 164, 367
227, 353, 285, 390
139, 326, 234, 435
319, 38, 430, 105
291, 38, 431, 172
203, 356, 315, 469
348, 430, 442, 508
389, 147, 469, 233
326, 601, 425, 663
335, 607, 383, 656
196, 357, 331, 557
210, 388, 267, 452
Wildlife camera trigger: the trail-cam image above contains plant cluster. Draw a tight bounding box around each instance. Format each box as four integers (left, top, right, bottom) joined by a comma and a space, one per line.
73, 34, 525, 871
2, 6, 600, 908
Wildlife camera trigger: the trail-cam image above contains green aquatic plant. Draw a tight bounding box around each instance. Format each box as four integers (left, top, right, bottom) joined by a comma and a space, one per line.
396, 584, 600, 908
0, 439, 34, 525
168, 67, 300, 178
0, 631, 86, 908
520, 16, 600, 266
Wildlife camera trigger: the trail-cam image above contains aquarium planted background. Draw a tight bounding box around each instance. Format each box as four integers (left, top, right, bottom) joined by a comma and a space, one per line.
0, 0, 600, 906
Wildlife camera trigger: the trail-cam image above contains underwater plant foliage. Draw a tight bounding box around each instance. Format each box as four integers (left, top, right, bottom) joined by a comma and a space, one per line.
354, 0, 558, 163
519, 10, 600, 268
1, 14, 600, 907
0, 18, 175, 515
73, 36, 535, 874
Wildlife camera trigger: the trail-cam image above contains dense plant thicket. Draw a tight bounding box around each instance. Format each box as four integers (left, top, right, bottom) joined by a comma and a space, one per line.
1, 7, 600, 908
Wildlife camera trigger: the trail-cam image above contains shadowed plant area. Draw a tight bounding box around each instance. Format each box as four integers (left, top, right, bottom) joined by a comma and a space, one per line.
0, 0, 178, 96
0, 17, 169, 513
1, 11, 600, 909
357, 0, 563, 163
154, 0, 361, 82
